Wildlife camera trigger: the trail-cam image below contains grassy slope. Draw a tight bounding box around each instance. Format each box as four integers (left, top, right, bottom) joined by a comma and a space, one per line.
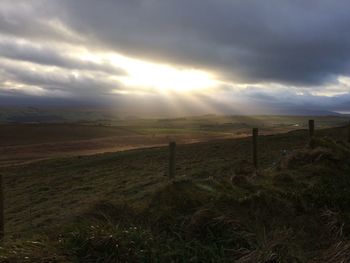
0, 124, 137, 146
0, 126, 350, 262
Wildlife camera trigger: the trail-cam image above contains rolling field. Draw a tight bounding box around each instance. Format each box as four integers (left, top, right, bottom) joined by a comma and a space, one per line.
0, 123, 231, 167
0, 123, 350, 261
0, 125, 347, 234
0, 115, 349, 167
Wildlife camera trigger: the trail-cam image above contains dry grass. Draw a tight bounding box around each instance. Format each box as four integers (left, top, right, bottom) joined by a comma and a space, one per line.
0, 126, 349, 262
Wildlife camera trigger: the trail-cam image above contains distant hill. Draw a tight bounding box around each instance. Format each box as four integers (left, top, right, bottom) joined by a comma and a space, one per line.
6, 114, 65, 123
272, 108, 342, 116
0, 107, 118, 123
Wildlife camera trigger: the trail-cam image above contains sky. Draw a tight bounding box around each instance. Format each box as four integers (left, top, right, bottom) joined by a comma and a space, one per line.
0, 0, 350, 116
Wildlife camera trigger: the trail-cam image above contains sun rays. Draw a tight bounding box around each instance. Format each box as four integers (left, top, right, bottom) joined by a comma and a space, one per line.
78, 51, 218, 93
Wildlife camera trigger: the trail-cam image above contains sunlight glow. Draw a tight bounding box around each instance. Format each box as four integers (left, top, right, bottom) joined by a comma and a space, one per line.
78, 52, 218, 93
119, 63, 217, 92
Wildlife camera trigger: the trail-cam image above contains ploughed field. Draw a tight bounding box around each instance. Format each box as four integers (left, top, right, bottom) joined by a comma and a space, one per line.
0, 124, 350, 262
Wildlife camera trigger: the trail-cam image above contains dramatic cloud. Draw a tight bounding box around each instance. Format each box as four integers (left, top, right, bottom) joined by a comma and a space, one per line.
0, 37, 126, 75
58, 0, 350, 85
0, 0, 350, 115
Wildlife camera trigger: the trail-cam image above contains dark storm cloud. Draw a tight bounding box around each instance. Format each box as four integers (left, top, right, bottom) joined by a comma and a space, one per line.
2, 0, 350, 86
0, 0, 83, 43
57, 0, 350, 85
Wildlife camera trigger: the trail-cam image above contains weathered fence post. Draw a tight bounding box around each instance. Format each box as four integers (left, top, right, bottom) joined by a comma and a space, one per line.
169, 142, 176, 179
0, 174, 4, 240
309, 119, 315, 139
252, 128, 258, 169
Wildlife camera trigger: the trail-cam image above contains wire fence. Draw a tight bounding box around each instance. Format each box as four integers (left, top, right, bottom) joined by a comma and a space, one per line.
1, 119, 350, 241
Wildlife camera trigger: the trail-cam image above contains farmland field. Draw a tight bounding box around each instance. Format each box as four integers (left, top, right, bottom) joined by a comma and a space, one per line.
0, 115, 349, 166
0, 116, 350, 261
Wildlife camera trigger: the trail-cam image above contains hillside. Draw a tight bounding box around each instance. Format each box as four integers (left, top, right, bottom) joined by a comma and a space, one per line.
1, 115, 349, 167
0, 126, 350, 262
0, 123, 230, 167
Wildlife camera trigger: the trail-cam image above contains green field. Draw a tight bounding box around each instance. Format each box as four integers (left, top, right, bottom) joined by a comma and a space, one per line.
0, 123, 350, 262
1, 114, 349, 167
1, 107, 349, 134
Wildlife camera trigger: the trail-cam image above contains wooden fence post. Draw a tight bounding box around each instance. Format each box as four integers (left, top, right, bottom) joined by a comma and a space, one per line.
252, 128, 258, 169
169, 142, 176, 179
0, 174, 4, 240
309, 119, 315, 139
